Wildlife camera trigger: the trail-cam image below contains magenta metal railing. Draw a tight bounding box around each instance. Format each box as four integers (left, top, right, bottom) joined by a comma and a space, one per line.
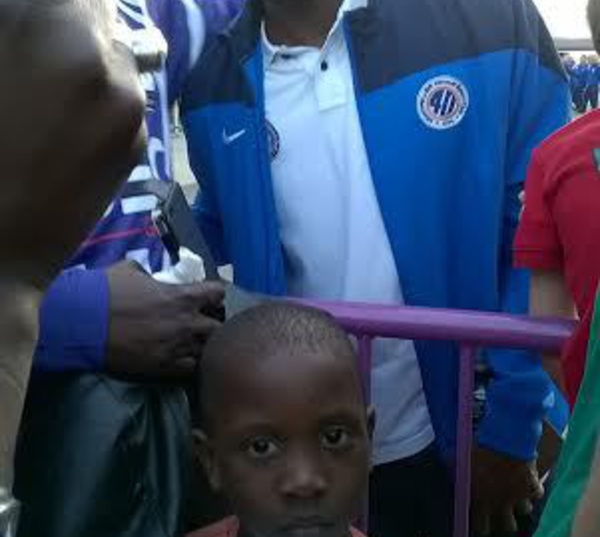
302, 299, 575, 537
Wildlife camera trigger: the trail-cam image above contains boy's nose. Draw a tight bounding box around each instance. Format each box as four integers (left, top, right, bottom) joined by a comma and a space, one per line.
280, 451, 328, 499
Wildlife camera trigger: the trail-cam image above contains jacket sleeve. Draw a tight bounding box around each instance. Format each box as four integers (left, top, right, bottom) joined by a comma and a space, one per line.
33, 269, 109, 373
476, 0, 571, 461
183, 106, 230, 266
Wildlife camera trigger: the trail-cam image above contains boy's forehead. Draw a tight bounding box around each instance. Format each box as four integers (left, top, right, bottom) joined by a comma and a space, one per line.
222, 345, 357, 387
208, 347, 364, 428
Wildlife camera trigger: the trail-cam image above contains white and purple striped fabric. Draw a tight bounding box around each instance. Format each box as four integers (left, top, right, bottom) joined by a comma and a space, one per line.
73, 0, 210, 273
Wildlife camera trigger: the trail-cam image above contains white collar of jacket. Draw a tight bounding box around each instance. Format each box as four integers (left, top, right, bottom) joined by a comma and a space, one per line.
260, 0, 368, 67
226, 0, 375, 65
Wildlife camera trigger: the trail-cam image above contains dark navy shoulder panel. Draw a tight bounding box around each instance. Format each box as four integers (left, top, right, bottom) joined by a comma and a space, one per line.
182, 0, 565, 109
181, 1, 262, 111
348, 0, 564, 93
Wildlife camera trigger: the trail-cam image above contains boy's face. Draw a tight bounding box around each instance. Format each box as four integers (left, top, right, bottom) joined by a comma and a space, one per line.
198, 349, 370, 537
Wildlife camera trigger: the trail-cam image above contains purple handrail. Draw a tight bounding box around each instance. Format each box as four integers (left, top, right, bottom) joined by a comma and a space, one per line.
454, 345, 476, 537
302, 300, 574, 350
300, 299, 575, 537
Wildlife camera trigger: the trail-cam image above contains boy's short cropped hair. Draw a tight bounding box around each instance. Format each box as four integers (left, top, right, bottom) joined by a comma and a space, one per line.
194, 303, 371, 537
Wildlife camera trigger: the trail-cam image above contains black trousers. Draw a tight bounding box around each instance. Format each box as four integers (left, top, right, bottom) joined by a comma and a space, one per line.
14, 374, 194, 537
573, 87, 585, 113
369, 444, 454, 537
368, 444, 545, 537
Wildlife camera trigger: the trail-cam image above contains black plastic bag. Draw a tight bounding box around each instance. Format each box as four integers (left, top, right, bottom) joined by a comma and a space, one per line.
14, 374, 192, 537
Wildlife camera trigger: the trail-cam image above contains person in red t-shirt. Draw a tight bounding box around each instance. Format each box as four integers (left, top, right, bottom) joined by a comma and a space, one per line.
189, 303, 372, 537
514, 67, 600, 405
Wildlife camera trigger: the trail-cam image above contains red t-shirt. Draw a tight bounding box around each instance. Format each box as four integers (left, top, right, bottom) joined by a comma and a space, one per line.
514, 110, 600, 406
188, 517, 368, 537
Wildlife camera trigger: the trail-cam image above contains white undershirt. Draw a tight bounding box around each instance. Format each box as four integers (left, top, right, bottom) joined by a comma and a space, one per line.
262, 0, 434, 464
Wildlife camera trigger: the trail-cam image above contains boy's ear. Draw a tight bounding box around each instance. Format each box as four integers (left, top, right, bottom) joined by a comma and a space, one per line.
366, 406, 376, 471
192, 429, 222, 492
366, 406, 376, 440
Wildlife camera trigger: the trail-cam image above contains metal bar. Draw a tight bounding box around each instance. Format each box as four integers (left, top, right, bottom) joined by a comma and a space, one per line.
296, 300, 574, 537
303, 300, 574, 352
358, 335, 373, 402
357, 335, 373, 532
454, 344, 477, 537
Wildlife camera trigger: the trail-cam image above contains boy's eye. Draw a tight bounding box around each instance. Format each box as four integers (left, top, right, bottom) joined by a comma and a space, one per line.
244, 436, 280, 460
320, 426, 353, 451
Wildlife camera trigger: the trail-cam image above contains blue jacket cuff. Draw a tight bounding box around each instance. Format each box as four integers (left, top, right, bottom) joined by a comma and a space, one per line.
34, 269, 109, 373
477, 353, 553, 460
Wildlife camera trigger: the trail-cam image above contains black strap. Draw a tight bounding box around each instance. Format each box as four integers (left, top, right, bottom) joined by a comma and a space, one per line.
120, 180, 220, 280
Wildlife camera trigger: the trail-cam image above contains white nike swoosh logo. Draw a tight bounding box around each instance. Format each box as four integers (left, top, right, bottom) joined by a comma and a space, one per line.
222, 128, 247, 145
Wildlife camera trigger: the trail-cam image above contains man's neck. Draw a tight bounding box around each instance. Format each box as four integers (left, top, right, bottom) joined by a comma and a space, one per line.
262, 0, 343, 48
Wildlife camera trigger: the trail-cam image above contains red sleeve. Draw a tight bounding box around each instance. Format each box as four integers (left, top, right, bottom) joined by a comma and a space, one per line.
513, 149, 563, 270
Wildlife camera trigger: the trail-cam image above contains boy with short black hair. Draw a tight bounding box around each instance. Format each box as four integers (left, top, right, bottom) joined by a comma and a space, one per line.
190, 303, 371, 537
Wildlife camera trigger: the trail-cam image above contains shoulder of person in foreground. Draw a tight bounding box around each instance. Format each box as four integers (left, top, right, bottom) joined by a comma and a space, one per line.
1, 0, 145, 291
0, 0, 144, 487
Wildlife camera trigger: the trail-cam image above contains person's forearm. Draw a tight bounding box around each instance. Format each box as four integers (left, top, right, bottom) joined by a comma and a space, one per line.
0, 283, 40, 489
35, 269, 110, 373
530, 269, 575, 319
530, 269, 575, 393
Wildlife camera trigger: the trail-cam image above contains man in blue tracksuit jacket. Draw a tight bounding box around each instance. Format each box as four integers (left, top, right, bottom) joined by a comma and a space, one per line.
572, 57, 590, 113
562, 54, 582, 110
181, 0, 570, 535
583, 56, 600, 111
